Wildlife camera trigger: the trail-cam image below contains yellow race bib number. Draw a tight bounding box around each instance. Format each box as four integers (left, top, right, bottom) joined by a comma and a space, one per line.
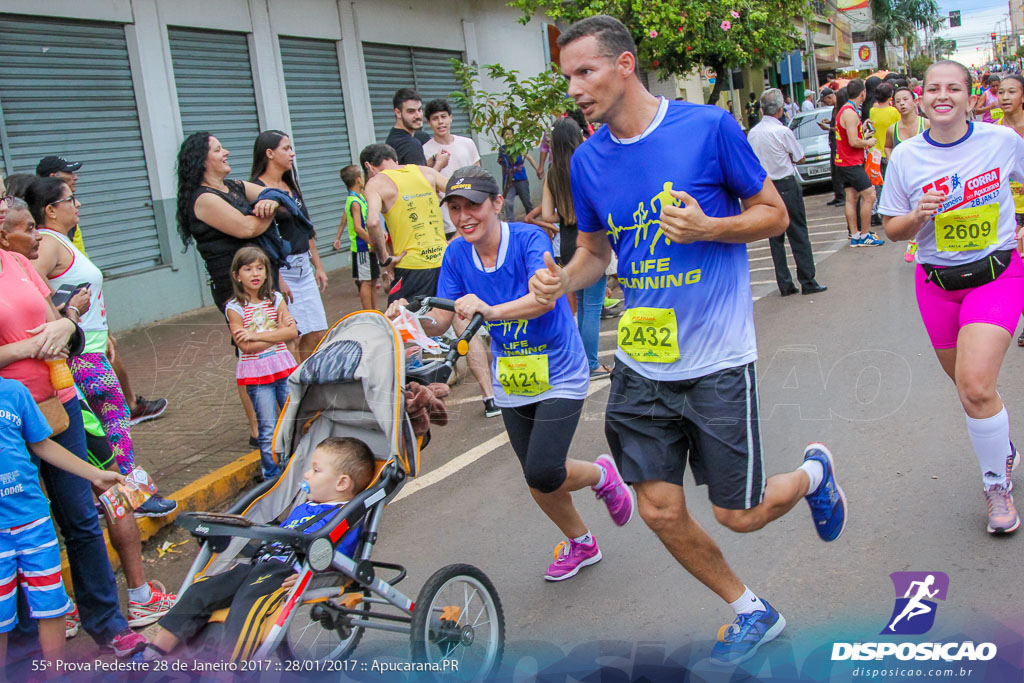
934, 203, 999, 252
498, 355, 551, 396
617, 307, 680, 363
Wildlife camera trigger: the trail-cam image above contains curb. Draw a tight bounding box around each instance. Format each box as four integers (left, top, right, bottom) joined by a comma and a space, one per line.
59, 450, 261, 591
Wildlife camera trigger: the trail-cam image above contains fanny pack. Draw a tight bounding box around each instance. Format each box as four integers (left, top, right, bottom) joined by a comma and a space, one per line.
921, 250, 1014, 291
36, 395, 70, 436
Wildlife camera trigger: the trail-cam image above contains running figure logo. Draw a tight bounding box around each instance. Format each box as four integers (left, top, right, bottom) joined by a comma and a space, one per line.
605, 181, 680, 255
882, 571, 949, 635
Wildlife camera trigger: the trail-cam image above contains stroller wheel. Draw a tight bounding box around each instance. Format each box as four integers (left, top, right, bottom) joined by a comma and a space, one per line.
410, 564, 504, 682
281, 573, 367, 662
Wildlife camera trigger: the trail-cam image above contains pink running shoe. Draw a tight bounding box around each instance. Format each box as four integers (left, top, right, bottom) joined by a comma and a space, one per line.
544, 538, 602, 581
102, 628, 148, 658
128, 580, 177, 627
593, 455, 636, 526
985, 483, 1020, 535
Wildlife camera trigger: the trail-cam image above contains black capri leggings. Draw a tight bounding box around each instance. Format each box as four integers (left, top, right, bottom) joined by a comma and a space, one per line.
500, 397, 584, 493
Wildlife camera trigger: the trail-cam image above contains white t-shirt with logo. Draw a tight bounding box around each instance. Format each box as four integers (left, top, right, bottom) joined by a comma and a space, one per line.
423, 135, 481, 235
878, 122, 1024, 266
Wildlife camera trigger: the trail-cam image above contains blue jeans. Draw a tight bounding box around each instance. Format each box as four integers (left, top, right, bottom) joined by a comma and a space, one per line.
14, 398, 128, 651
503, 178, 534, 221
247, 379, 289, 479
577, 275, 607, 372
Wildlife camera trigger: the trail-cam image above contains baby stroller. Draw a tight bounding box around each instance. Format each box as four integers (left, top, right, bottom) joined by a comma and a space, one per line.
177, 303, 503, 678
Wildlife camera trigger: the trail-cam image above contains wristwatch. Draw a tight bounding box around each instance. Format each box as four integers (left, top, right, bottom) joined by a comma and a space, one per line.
379, 255, 394, 267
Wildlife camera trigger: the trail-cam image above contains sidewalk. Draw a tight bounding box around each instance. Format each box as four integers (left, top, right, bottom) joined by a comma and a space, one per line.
116, 267, 371, 498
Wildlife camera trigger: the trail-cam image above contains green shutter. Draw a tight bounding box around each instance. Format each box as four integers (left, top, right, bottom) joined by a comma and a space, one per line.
279, 36, 351, 252
362, 43, 470, 141
0, 13, 162, 275
168, 27, 260, 165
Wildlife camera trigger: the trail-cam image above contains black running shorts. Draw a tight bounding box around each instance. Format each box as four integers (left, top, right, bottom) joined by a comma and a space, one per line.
836, 164, 872, 192
604, 362, 765, 510
388, 266, 440, 304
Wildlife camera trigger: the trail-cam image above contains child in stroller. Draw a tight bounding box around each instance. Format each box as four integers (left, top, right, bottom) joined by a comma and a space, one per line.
142, 437, 373, 663
176, 308, 504, 679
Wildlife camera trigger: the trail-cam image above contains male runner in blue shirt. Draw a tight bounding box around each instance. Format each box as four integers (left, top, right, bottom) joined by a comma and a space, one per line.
529, 15, 848, 666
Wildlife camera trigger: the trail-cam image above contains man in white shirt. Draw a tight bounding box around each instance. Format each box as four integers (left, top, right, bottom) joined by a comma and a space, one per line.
748, 88, 826, 296
801, 89, 816, 112
423, 99, 482, 238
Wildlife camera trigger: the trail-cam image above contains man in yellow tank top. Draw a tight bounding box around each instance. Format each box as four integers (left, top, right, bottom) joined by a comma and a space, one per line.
360, 143, 499, 417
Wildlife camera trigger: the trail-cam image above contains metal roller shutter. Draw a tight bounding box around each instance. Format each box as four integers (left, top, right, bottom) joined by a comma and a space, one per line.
279, 36, 351, 252
168, 27, 261, 167
411, 48, 471, 137
363, 44, 416, 141
362, 43, 470, 142
0, 13, 162, 275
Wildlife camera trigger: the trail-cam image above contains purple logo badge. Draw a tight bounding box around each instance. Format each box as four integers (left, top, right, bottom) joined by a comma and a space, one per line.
881, 571, 949, 635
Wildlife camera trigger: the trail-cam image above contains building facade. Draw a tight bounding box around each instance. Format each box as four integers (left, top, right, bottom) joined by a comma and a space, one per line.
0, 0, 548, 330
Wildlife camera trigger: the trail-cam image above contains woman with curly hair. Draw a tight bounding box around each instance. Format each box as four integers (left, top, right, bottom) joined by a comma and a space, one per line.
249, 130, 328, 361
176, 132, 287, 445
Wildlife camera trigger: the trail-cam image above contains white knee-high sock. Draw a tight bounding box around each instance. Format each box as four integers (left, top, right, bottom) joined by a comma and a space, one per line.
966, 406, 1010, 487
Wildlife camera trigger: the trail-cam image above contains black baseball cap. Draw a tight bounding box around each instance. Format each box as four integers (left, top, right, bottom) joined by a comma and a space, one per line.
442, 174, 501, 204
36, 156, 82, 177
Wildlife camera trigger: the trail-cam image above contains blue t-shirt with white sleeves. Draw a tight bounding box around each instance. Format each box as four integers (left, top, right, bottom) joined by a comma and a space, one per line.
571, 98, 767, 381
437, 222, 589, 408
0, 378, 54, 527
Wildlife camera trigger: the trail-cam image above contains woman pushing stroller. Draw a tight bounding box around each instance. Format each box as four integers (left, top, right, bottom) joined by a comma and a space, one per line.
387, 167, 635, 581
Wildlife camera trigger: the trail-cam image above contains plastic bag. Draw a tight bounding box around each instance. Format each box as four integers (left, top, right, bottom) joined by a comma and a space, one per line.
865, 148, 883, 186
390, 307, 442, 354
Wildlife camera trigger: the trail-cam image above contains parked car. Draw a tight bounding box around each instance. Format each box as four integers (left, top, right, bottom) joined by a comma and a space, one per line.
789, 106, 833, 189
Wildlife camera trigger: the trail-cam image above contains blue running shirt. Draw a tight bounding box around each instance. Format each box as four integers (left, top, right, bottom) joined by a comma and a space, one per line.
572, 98, 767, 380
438, 222, 589, 407
280, 500, 358, 558
0, 378, 55, 527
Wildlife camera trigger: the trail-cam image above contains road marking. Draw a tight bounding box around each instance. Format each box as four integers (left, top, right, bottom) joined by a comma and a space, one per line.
392, 379, 610, 504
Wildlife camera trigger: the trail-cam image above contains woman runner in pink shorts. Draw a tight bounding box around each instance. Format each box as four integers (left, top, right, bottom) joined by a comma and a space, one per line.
879, 60, 1024, 534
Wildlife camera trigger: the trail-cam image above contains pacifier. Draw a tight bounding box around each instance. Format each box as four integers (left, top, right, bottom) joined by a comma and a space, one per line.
300, 480, 310, 494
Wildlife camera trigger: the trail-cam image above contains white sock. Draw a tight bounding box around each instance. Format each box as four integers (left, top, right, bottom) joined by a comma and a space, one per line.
128, 583, 152, 604
573, 531, 594, 546
799, 459, 824, 494
594, 464, 608, 489
966, 407, 1010, 487
729, 586, 766, 615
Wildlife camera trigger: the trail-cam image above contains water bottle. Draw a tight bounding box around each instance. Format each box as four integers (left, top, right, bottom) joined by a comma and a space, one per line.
46, 359, 73, 390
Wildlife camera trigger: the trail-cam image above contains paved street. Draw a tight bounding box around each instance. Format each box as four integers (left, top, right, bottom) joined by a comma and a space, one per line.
64, 189, 1023, 679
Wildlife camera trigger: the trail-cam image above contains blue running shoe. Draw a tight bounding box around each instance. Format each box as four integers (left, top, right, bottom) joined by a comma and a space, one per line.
803, 443, 847, 542
849, 235, 863, 247
861, 233, 884, 246
709, 600, 787, 666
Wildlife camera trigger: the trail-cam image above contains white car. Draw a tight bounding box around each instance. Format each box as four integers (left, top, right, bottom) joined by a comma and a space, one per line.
788, 106, 833, 188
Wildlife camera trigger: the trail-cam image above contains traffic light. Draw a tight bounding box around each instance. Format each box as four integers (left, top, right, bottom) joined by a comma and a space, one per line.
949, 10, 961, 28
992, 32, 998, 39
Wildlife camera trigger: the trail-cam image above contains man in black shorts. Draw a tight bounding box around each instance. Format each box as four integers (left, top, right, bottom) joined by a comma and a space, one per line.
835, 78, 882, 246
529, 15, 848, 666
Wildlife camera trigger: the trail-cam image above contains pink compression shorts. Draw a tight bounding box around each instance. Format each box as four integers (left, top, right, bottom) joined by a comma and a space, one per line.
915, 250, 1024, 349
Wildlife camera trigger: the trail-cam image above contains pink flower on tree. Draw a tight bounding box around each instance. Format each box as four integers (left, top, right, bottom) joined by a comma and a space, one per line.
731, 10, 740, 18
649, 29, 658, 38
721, 20, 732, 30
